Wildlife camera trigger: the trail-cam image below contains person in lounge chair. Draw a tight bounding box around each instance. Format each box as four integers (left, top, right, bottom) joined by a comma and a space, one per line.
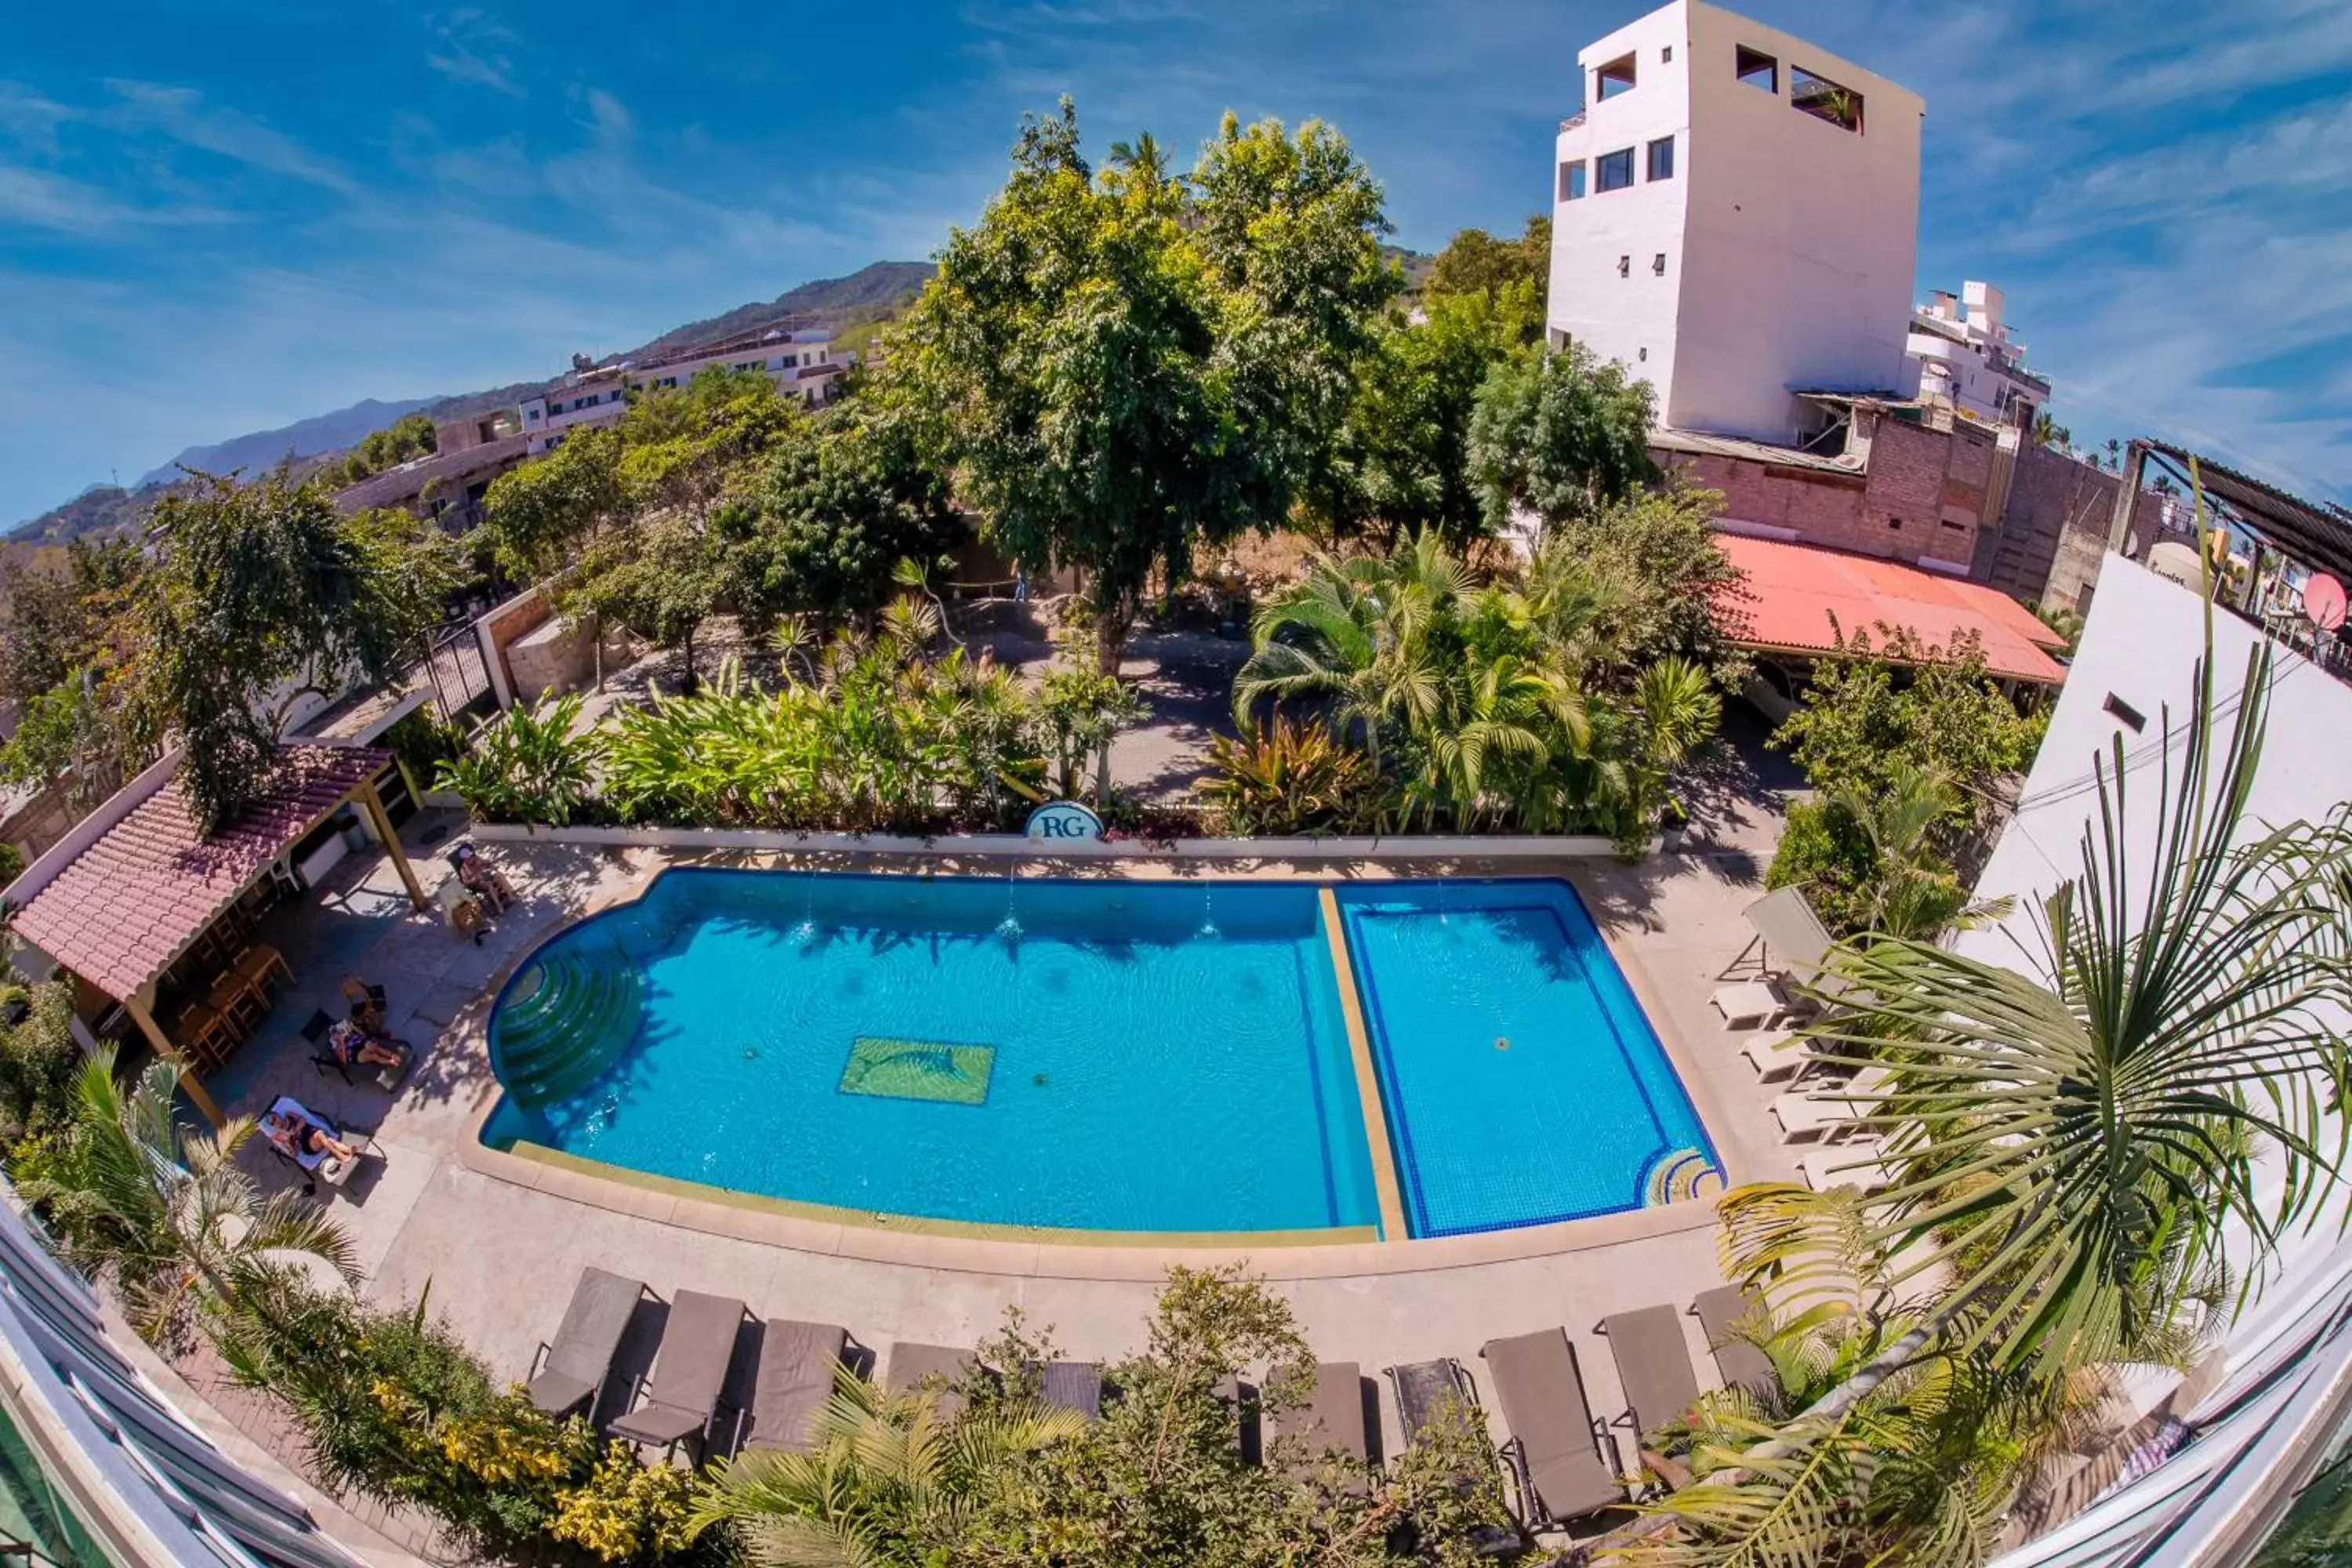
325, 1018, 409, 1073
262, 1108, 359, 1164
454, 845, 517, 914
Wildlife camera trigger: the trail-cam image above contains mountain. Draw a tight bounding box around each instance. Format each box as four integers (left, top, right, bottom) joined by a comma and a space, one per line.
616, 261, 935, 361
134, 396, 442, 488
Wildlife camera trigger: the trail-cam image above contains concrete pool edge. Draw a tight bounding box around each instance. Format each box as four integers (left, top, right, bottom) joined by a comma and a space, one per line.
448, 849, 1745, 1279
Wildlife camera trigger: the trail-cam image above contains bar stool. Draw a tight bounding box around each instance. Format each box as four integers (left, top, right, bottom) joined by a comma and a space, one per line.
177, 1004, 238, 1072
233, 943, 294, 998
208, 972, 264, 1033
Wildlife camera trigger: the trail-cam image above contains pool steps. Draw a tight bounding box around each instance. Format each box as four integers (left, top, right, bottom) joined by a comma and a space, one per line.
491, 949, 644, 1107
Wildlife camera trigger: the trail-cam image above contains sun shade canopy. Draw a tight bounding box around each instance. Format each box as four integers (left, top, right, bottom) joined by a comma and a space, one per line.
1712, 532, 2069, 685
9, 746, 392, 1003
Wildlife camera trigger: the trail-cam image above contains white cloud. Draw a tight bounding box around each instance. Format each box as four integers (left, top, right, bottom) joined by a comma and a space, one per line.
100, 80, 358, 195
427, 9, 524, 97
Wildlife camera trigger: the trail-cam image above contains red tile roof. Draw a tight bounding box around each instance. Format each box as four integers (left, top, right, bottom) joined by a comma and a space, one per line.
1712, 532, 2070, 685
11, 746, 391, 1002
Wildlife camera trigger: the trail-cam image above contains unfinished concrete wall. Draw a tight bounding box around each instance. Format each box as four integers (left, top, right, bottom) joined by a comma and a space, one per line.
1857, 415, 1994, 572
1987, 446, 2172, 612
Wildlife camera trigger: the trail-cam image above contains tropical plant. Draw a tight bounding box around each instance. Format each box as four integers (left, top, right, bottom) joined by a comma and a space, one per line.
887, 100, 1394, 673
1036, 660, 1144, 802
1768, 762, 1977, 940
1196, 717, 1378, 836
1592, 640, 2352, 1565
0, 983, 87, 1160
551, 1441, 702, 1565
692, 1367, 1088, 1566
17, 1048, 357, 1347
436, 691, 601, 827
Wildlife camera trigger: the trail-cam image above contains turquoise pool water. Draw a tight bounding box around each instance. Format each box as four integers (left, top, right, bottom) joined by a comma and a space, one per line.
481, 871, 1715, 1239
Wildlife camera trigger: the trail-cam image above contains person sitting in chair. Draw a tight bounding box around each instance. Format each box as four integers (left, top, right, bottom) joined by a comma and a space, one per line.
454, 845, 516, 914
261, 1108, 358, 1164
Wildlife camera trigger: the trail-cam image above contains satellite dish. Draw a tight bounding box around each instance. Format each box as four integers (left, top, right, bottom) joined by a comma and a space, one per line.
2305, 573, 2347, 632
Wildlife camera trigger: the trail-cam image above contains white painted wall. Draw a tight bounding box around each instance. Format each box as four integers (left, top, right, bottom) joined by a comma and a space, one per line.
519, 327, 839, 454
1548, 0, 1924, 442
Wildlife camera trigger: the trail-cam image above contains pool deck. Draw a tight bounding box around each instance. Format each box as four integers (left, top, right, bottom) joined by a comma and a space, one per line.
194, 818, 1804, 1513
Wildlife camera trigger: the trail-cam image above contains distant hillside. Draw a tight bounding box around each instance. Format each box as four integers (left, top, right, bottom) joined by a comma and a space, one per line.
620, 261, 935, 361
9, 485, 163, 546
1385, 244, 1438, 296
133, 396, 441, 488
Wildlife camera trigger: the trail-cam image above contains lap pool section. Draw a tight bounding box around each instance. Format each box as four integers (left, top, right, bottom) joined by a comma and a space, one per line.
480, 870, 1717, 1240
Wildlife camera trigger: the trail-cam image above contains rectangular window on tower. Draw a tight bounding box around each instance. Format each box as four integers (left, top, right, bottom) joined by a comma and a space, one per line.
1558, 159, 1587, 201
1791, 65, 1864, 132
1596, 54, 1637, 99
1736, 46, 1778, 93
1596, 147, 1635, 191
1646, 136, 1675, 180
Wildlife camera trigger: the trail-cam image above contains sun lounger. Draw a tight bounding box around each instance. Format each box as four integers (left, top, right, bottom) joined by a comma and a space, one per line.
1771, 1065, 1893, 1142
527, 1268, 654, 1419
885, 1341, 981, 1420
1037, 1361, 1106, 1419
1267, 1362, 1370, 1491
1596, 1306, 1701, 1441
1734, 886, 1851, 1003
1801, 1139, 1899, 1195
742, 1320, 850, 1454
1738, 1029, 1804, 1082
260, 1095, 378, 1196
1385, 1358, 1478, 1443
1711, 978, 1795, 1029
1690, 1288, 1775, 1399
1479, 1329, 1623, 1530
611, 1290, 751, 1455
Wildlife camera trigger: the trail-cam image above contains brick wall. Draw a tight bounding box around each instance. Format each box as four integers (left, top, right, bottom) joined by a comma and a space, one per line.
1987, 445, 2172, 612
1858, 416, 1994, 571
1657, 452, 1870, 547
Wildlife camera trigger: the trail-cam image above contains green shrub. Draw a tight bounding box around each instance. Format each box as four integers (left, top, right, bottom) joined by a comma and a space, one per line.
436, 691, 602, 827
1196, 719, 1378, 837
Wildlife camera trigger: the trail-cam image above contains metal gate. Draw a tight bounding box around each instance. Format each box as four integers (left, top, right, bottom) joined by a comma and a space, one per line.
418, 619, 492, 724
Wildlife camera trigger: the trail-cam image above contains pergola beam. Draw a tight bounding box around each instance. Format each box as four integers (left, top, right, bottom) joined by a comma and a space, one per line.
121, 992, 225, 1127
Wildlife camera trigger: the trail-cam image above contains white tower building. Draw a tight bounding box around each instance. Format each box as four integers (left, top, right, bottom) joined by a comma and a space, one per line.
1546, 1, 1925, 443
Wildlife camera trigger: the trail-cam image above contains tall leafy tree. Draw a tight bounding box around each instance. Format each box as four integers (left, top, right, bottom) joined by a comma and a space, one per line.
1423, 213, 1552, 309
892, 100, 1393, 673
481, 423, 626, 581
736, 407, 963, 627
141, 471, 462, 832
1468, 338, 1657, 531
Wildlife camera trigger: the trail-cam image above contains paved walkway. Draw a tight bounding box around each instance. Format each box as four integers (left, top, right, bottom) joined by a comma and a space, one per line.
188, 821, 1802, 1472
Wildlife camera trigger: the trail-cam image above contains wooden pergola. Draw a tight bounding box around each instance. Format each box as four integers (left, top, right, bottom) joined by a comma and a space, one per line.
5, 745, 426, 1122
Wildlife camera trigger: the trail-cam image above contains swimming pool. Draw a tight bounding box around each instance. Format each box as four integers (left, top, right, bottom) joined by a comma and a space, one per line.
480, 870, 1716, 1240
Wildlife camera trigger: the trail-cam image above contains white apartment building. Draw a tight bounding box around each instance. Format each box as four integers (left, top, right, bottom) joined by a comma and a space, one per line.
519, 317, 846, 455
1547, 1, 1925, 443
1905, 279, 2049, 431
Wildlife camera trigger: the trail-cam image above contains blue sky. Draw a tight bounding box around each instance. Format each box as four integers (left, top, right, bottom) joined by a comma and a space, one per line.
2, 0, 2347, 526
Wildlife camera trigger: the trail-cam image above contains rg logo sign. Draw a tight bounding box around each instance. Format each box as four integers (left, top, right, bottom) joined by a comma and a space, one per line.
1025, 801, 1105, 842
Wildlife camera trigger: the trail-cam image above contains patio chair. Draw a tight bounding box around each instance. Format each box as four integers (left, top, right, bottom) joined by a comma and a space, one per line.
740, 1319, 851, 1454
1690, 1288, 1776, 1399
1265, 1362, 1370, 1493
1036, 1361, 1107, 1420
884, 1342, 983, 1421
1715, 886, 1851, 1023
233, 943, 294, 999
1710, 976, 1798, 1029
1478, 1329, 1624, 1531
1737, 1029, 1804, 1082
527, 1268, 656, 1419
303, 1010, 413, 1089
611, 1290, 753, 1457
260, 1095, 380, 1198
435, 879, 487, 944
1595, 1306, 1702, 1444
1771, 1065, 1893, 1143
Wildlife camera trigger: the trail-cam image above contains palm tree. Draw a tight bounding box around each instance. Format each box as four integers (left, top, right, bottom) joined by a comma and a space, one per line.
1232, 532, 1461, 771
1821, 761, 1975, 941
692, 1370, 1085, 1567
21, 1047, 358, 1345
1588, 641, 2352, 1563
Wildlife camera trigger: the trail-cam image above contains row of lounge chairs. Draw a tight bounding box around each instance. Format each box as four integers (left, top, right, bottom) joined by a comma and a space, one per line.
524, 1265, 1777, 1539
521, 1267, 1109, 1461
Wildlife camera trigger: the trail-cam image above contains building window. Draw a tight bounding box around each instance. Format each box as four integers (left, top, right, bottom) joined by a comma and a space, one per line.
1736, 45, 1778, 93
1548, 327, 1571, 350
1646, 136, 1675, 180
1596, 53, 1637, 99
1661, 44, 1673, 63
1558, 159, 1587, 201
1652, 252, 1667, 274
1617, 255, 1631, 278
1596, 147, 1635, 191
1791, 65, 1864, 131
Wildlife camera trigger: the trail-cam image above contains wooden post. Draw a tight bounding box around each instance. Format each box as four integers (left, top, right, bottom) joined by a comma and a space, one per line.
358, 778, 427, 912
122, 993, 224, 1127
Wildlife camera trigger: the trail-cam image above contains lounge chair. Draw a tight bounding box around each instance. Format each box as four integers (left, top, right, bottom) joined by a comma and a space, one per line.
1479, 1330, 1624, 1530
260, 1095, 379, 1196
1037, 1361, 1106, 1420
742, 1319, 850, 1454
1266, 1362, 1370, 1491
885, 1341, 981, 1421
1690, 1288, 1775, 1399
1384, 1359, 1522, 1559
1772, 1065, 1893, 1142
1738, 1029, 1804, 1082
527, 1268, 655, 1419
1730, 886, 1851, 1004
1596, 1306, 1701, 1442
303, 1010, 412, 1089
612, 1290, 752, 1457
1801, 1139, 1899, 1196
1385, 1358, 1478, 1443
